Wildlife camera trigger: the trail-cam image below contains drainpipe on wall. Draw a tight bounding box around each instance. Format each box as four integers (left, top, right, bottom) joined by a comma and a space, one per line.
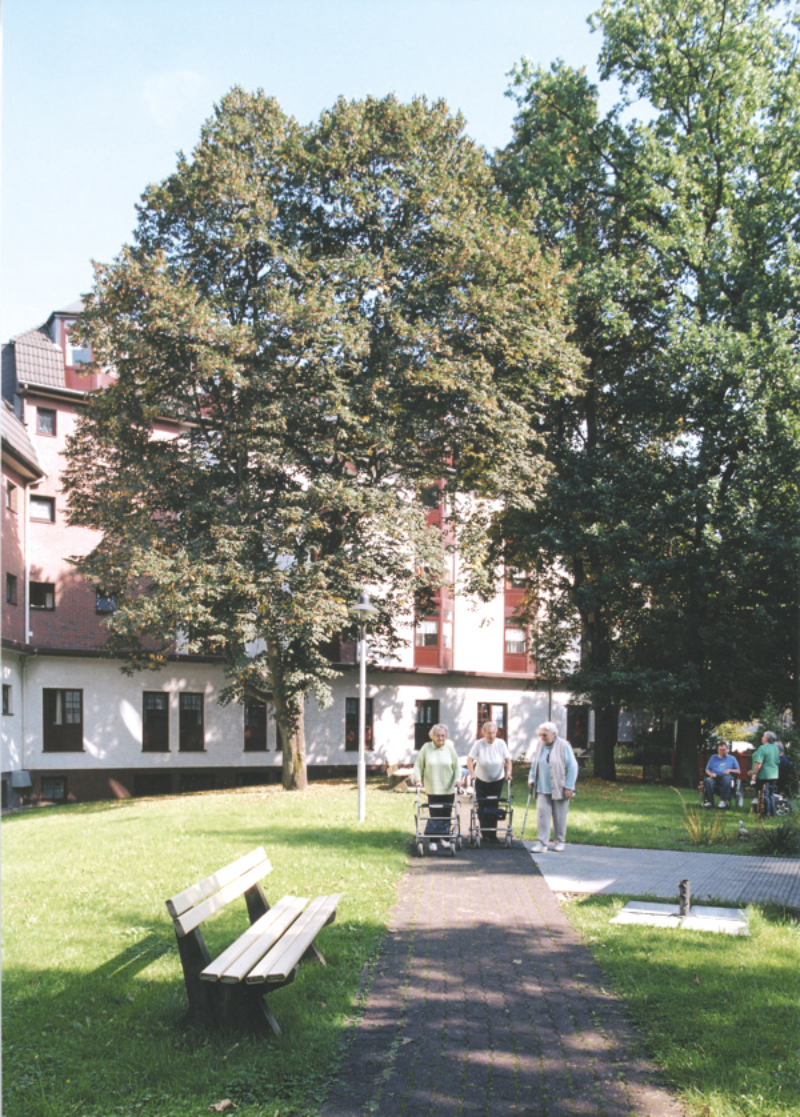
22, 478, 33, 773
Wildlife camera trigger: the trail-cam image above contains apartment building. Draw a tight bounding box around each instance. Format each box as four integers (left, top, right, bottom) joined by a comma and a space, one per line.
1, 301, 577, 806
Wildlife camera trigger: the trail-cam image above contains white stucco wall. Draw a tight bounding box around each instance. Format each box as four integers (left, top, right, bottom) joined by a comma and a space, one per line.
16, 656, 276, 772
1, 650, 25, 772
9, 654, 572, 778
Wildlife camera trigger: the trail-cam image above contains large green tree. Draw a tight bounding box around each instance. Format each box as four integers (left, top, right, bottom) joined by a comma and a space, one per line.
495, 60, 675, 779
497, 0, 800, 781
65, 89, 579, 788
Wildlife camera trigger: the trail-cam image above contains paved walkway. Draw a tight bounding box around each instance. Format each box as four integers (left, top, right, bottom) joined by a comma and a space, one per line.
319, 841, 684, 1117
525, 843, 800, 908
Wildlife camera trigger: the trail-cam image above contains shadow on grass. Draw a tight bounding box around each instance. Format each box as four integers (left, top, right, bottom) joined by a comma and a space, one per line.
563, 893, 800, 1114
2, 909, 382, 1117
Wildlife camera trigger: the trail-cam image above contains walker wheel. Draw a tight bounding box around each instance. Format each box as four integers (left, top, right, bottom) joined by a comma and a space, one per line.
474, 834, 481, 849
457, 836, 463, 851
416, 841, 425, 857
505, 834, 512, 848
450, 843, 456, 857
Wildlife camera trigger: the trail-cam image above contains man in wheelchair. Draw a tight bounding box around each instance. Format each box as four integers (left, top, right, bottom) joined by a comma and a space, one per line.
703, 741, 740, 809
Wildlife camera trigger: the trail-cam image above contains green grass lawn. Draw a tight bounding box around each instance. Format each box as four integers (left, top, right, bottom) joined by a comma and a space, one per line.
2, 783, 415, 1117
564, 895, 800, 1117
3, 776, 799, 1117
509, 766, 798, 853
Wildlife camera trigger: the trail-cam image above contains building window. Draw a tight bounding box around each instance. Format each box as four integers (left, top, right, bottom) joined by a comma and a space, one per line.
43, 689, 83, 751
244, 700, 268, 751
414, 699, 439, 750
142, 692, 169, 752
179, 693, 204, 752
37, 408, 57, 436
41, 776, 67, 801
30, 582, 55, 610
2, 685, 11, 715
415, 618, 439, 647
5, 481, 18, 512
345, 697, 373, 751
6, 573, 18, 605
96, 590, 116, 614
65, 334, 91, 366
477, 702, 508, 741
506, 568, 528, 590
30, 496, 55, 522
504, 621, 527, 656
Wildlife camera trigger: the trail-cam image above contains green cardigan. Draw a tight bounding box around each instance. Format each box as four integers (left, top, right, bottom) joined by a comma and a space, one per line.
412, 740, 460, 794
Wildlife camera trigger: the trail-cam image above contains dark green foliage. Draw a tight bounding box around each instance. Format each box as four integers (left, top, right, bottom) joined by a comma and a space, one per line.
64, 90, 579, 787
494, 0, 800, 780
751, 817, 800, 857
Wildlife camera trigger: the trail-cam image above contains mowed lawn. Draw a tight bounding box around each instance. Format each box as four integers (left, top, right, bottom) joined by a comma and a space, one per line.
3, 777, 799, 1117
509, 767, 796, 852
2, 784, 415, 1117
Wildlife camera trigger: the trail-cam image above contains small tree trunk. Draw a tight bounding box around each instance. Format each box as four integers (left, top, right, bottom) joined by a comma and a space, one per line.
280, 699, 308, 791
674, 716, 701, 788
267, 641, 308, 791
592, 704, 618, 781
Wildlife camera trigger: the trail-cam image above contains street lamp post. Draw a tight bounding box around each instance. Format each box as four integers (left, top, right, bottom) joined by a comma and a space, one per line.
353, 591, 376, 821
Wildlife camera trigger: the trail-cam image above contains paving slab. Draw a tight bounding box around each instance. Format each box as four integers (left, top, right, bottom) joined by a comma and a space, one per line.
611, 900, 749, 935
524, 843, 800, 909
317, 843, 684, 1117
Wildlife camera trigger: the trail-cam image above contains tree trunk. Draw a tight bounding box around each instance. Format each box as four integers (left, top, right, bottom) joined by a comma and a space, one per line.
592, 704, 617, 781
267, 641, 309, 791
280, 699, 308, 791
674, 716, 701, 788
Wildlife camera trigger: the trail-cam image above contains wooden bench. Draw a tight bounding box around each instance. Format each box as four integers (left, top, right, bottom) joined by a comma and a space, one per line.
165, 847, 342, 1035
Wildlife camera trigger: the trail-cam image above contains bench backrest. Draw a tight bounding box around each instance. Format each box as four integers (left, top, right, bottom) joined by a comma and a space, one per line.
166, 847, 272, 938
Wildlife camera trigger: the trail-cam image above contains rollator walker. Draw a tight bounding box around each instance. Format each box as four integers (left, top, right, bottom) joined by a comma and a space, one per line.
469, 778, 514, 849
414, 787, 462, 856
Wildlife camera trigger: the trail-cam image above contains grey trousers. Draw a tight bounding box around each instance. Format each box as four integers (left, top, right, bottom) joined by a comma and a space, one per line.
536, 793, 570, 844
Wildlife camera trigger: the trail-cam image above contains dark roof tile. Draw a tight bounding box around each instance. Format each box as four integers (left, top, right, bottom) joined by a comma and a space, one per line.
1, 399, 44, 477
13, 328, 65, 390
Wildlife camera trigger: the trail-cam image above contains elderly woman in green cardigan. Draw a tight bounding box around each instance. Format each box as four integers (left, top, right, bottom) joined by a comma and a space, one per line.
413, 723, 461, 852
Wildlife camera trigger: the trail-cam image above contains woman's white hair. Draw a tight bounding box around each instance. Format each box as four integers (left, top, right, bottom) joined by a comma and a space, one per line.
429, 723, 449, 740
538, 721, 559, 737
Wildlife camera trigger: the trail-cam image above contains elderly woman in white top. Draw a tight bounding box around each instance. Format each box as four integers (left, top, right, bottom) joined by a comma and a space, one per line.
467, 721, 512, 842
527, 720, 578, 852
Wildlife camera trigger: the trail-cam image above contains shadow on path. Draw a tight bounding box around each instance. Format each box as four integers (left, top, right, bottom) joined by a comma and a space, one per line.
317, 843, 684, 1117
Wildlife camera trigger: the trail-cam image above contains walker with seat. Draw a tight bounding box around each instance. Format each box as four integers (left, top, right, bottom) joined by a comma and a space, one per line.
414, 787, 462, 856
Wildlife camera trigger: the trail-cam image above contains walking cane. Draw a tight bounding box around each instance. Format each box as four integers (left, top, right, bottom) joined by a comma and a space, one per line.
521, 788, 532, 839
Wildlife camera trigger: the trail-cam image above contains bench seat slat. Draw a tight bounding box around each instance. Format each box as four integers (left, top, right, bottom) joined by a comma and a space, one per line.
247, 893, 342, 984
166, 847, 270, 919
201, 896, 310, 984
173, 861, 272, 938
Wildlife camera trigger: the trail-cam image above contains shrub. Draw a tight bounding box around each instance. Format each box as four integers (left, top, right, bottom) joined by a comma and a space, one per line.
751, 817, 800, 857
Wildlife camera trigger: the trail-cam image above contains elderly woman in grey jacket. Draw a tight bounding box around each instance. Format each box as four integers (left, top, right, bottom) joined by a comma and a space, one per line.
527, 721, 578, 852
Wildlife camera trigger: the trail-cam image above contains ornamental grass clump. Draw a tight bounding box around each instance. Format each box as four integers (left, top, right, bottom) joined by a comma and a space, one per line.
672, 789, 731, 846
751, 816, 800, 857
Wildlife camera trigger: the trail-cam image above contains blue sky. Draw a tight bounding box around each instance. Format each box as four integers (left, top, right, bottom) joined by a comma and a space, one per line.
2, 0, 605, 341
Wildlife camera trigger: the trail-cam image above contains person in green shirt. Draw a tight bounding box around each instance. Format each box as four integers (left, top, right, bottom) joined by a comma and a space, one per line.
751, 731, 781, 816
413, 724, 460, 852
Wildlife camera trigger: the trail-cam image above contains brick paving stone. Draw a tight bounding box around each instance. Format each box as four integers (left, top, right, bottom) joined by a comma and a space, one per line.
316, 844, 685, 1117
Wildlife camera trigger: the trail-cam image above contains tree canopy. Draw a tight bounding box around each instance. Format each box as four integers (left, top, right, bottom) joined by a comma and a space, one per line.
496, 0, 800, 780
65, 89, 580, 788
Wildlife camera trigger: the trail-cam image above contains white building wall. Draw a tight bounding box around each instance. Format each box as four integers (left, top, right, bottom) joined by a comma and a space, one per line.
18, 656, 275, 773
308, 669, 570, 768
2, 650, 25, 772
8, 653, 571, 788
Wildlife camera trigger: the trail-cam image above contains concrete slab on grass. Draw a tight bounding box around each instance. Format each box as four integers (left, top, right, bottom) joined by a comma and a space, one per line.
611, 899, 749, 935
